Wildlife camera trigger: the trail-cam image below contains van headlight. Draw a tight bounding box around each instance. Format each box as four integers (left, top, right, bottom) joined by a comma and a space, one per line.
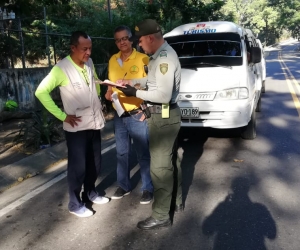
215, 88, 248, 100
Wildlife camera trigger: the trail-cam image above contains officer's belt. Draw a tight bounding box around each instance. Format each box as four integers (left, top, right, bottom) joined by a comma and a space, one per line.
148, 103, 178, 114
120, 109, 142, 117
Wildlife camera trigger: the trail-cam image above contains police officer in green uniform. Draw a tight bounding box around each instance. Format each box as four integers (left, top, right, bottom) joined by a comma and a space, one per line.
117, 19, 182, 230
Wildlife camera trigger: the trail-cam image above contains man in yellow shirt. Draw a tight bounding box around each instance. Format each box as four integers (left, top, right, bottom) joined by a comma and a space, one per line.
105, 25, 153, 204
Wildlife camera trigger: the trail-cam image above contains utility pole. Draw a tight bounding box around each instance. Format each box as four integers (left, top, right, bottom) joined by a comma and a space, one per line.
18, 18, 25, 69
43, 7, 51, 67
8, 28, 14, 68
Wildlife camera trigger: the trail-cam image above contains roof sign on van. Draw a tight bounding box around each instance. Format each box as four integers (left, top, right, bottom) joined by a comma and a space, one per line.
163, 21, 244, 38
184, 24, 217, 35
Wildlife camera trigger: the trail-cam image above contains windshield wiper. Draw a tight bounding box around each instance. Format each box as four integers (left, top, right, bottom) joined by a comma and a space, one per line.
181, 65, 198, 71
198, 62, 232, 69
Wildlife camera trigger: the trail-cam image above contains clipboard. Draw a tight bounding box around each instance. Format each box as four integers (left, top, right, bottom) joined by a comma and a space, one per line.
95, 79, 126, 88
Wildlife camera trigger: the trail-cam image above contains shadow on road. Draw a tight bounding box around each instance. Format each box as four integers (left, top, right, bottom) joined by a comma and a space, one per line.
175, 126, 241, 209
202, 175, 277, 250
95, 148, 139, 196
177, 128, 208, 206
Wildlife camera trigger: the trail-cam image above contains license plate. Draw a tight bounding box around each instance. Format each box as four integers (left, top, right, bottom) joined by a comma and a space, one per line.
180, 108, 199, 118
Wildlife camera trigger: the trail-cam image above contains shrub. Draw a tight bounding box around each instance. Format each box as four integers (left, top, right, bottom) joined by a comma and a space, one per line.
7, 107, 63, 149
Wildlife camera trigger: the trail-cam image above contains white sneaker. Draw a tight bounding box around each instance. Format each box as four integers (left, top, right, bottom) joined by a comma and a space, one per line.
69, 206, 93, 218
92, 196, 110, 205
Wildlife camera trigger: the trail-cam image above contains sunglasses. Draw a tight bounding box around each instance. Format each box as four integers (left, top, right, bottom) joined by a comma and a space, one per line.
115, 36, 130, 44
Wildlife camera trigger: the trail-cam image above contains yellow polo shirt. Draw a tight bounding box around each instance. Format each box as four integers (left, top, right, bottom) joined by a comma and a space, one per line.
108, 48, 149, 111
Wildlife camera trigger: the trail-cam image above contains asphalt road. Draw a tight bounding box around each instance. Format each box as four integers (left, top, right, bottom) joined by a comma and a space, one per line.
0, 40, 300, 250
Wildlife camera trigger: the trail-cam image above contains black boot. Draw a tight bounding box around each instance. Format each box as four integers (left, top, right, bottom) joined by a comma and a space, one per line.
137, 217, 171, 230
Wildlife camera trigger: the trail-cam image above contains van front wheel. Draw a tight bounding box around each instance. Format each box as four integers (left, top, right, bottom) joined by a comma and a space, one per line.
240, 111, 256, 140
262, 80, 266, 93
255, 95, 262, 112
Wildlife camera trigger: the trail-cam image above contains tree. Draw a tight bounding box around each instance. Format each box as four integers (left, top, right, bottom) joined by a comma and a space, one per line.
271, 0, 300, 38
2, 0, 298, 67
221, 0, 281, 45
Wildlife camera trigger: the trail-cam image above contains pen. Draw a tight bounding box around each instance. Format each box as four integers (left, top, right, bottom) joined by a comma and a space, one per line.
122, 72, 127, 81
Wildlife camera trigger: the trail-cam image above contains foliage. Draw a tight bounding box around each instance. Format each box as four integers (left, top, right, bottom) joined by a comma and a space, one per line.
221, 0, 282, 45
7, 107, 63, 149
113, 0, 227, 34
0, 33, 22, 68
271, 0, 300, 38
1, 0, 300, 66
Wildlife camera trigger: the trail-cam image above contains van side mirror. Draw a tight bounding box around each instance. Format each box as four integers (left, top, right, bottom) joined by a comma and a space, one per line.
250, 47, 261, 63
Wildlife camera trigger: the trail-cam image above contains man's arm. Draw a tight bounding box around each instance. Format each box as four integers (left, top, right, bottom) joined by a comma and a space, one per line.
132, 54, 149, 88
35, 66, 67, 121
105, 60, 114, 101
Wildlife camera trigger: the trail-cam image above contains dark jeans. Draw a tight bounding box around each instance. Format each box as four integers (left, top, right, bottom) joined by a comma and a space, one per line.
148, 107, 182, 220
114, 111, 153, 193
65, 130, 101, 212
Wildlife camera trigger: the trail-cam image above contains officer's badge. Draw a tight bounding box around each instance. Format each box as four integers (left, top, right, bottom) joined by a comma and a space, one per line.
159, 51, 167, 57
160, 63, 168, 75
135, 26, 139, 31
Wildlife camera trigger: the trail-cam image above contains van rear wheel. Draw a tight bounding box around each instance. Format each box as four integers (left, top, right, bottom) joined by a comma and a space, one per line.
240, 110, 256, 140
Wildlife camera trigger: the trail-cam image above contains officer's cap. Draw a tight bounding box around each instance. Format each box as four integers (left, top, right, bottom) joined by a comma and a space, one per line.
133, 19, 161, 38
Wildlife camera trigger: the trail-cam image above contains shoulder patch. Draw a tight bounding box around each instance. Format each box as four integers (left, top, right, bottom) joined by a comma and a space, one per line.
159, 50, 168, 57
160, 63, 168, 75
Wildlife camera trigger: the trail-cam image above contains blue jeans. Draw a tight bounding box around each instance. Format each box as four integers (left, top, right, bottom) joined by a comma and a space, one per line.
114, 111, 153, 193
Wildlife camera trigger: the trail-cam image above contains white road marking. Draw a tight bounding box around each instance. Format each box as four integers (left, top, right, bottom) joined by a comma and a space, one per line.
0, 143, 116, 218
101, 143, 116, 154
0, 172, 67, 218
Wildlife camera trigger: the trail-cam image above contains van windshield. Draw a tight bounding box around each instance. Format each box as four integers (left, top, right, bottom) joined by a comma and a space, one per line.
165, 33, 243, 67
171, 41, 241, 57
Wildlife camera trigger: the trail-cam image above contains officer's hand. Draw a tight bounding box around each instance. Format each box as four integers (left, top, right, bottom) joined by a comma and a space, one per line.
117, 84, 137, 97
64, 115, 81, 127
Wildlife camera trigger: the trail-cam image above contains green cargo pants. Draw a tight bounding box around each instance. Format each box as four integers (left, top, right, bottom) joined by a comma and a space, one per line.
148, 106, 182, 220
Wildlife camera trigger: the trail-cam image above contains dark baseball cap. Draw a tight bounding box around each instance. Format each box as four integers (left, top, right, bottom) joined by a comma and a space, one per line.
133, 19, 161, 38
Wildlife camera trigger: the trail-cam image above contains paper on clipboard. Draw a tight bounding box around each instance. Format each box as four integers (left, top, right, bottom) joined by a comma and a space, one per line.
111, 92, 125, 116
96, 79, 126, 88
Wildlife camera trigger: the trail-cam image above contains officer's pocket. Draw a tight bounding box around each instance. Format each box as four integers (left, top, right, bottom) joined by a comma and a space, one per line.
151, 108, 181, 128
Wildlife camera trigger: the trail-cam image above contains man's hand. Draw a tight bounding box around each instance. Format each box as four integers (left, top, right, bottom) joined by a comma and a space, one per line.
105, 90, 113, 101
105, 87, 113, 101
117, 84, 137, 97
64, 115, 81, 127
116, 79, 132, 86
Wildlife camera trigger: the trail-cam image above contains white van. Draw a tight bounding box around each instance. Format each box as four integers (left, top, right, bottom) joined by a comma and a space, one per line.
164, 21, 262, 139
256, 38, 266, 94
245, 29, 263, 112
